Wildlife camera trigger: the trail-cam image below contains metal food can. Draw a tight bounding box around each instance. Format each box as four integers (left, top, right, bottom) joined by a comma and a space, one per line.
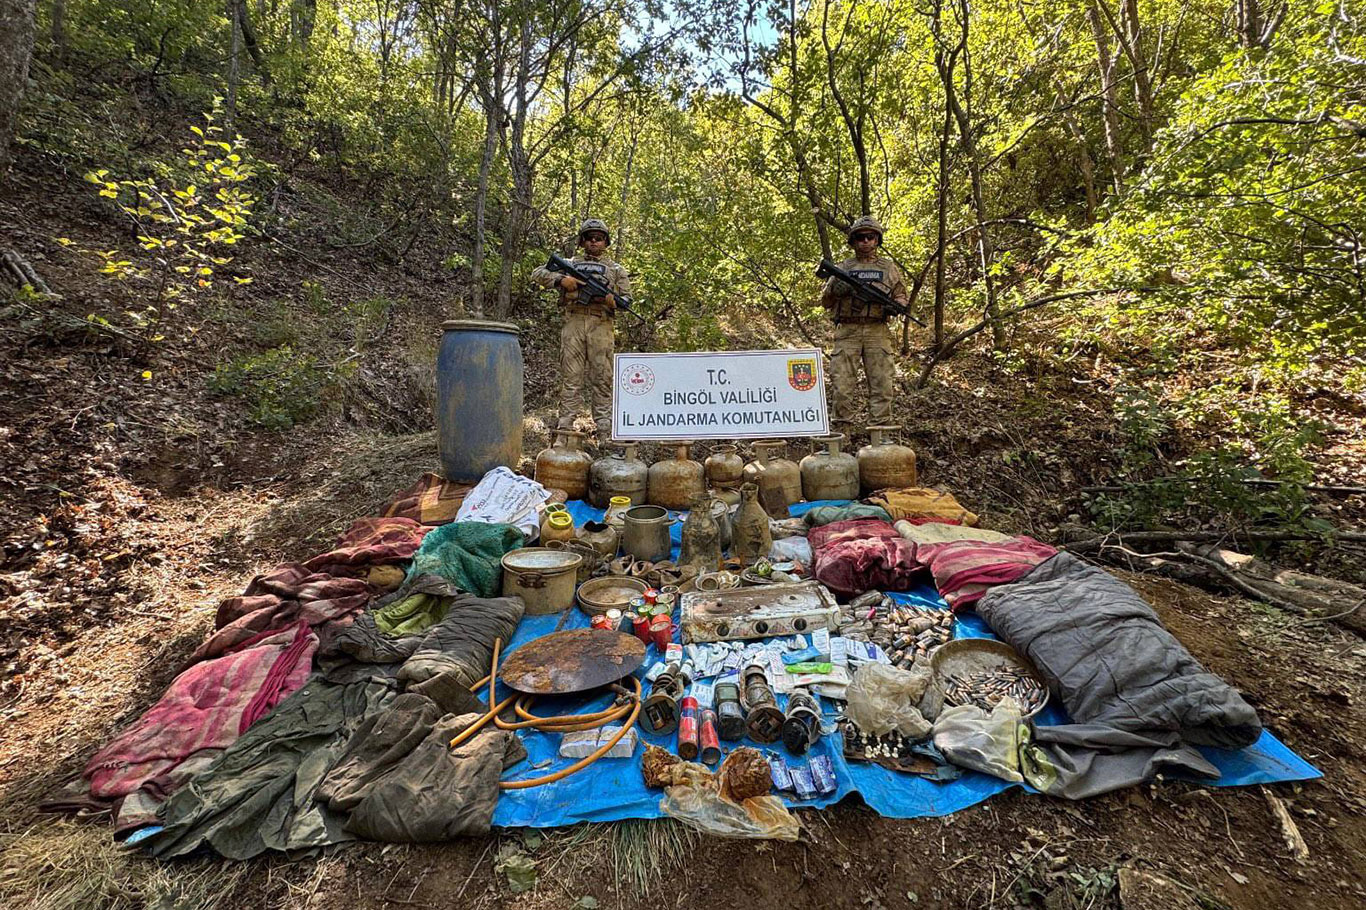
643, 588, 660, 604
650, 602, 672, 618
590, 613, 613, 631
650, 615, 672, 650
654, 592, 676, 610
699, 709, 721, 764
629, 596, 649, 615
677, 696, 700, 760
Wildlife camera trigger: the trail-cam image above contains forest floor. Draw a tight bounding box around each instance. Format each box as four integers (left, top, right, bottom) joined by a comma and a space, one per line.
2, 126, 1365, 910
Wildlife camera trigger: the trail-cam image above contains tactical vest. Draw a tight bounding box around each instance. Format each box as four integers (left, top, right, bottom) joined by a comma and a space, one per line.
564, 258, 616, 317
834, 260, 895, 322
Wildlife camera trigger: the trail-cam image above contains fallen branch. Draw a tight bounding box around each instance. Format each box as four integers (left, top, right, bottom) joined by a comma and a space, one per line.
1066, 528, 1366, 552
1082, 478, 1366, 497
2, 249, 58, 298
1262, 788, 1309, 863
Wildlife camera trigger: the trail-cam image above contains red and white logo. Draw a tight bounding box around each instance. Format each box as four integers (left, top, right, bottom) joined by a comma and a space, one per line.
620, 363, 655, 396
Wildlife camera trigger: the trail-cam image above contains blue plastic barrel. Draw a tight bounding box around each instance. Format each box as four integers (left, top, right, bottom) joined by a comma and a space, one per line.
436, 319, 524, 482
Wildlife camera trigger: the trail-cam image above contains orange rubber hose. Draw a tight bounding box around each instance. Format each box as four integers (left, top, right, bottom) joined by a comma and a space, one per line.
446, 636, 644, 789
498, 676, 642, 790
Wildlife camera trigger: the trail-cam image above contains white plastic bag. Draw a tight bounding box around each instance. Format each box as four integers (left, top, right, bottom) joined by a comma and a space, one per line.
932, 700, 1025, 782
845, 661, 933, 739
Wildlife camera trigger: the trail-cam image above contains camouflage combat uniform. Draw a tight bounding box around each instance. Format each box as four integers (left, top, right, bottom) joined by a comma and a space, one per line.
819, 216, 907, 427
530, 219, 631, 438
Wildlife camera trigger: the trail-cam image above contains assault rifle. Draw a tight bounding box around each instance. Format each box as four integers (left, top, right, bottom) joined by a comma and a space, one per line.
544, 253, 648, 324
816, 259, 926, 327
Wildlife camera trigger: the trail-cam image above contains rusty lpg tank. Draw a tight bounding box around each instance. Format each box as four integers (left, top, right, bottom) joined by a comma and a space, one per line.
746, 440, 801, 512
858, 425, 918, 496
534, 429, 593, 500
589, 441, 648, 507
704, 444, 744, 490
800, 433, 859, 501
647, 442, 705, 511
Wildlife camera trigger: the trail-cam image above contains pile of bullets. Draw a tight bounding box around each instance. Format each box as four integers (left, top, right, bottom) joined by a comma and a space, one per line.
843, 725, 918, 761
837, 592, 954, 670
942, 665, 1046, 715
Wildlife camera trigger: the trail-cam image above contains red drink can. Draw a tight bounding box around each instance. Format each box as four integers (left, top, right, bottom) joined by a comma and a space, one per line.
633, 614, 652, 644
643, 588, 660, 604
590, 613, 612, 631
677, 696, 700, 760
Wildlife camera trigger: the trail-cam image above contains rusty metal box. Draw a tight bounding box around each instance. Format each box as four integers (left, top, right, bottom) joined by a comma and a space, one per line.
680, 581, 840, 643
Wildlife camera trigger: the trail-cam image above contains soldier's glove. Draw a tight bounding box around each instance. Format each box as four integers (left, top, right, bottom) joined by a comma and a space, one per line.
603, 293, 616, 309
558, 276, 582, 293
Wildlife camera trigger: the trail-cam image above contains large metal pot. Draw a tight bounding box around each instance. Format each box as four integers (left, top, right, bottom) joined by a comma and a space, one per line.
534, 430, 592, 500
589, 442, 648, 507
800, 434, 860, 501
500, 548, 583, 615
858, 425, 918, 496
622, 504, 674, 562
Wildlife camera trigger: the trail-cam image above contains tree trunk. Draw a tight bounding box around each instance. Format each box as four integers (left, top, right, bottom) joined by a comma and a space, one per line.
1059, 98, 1099, 221
1087, 0, 1125, 193
49, 0, 64, 56
933, 83, 952, 352
495, 16, 534, 320
1107, 0, 1154, 149
470, 104, 498, 318
227, 0, 241, 124
0, 0, 36, 178
946, 0, 1002, 349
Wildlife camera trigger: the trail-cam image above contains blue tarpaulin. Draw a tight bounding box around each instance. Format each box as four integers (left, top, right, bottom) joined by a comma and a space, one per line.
490, 500, 1319, 828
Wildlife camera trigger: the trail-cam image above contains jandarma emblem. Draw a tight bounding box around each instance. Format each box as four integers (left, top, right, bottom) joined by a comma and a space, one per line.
787, 358, 816, 391
621, 363, 655, 395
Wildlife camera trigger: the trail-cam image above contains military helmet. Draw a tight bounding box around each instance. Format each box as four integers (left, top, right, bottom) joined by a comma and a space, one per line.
847, 215, 885, 244
578, 218, 611, 245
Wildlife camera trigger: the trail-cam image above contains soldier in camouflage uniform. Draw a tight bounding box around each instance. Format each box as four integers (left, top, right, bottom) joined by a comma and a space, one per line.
530, 218, 632, 439
818, 215, 908, 427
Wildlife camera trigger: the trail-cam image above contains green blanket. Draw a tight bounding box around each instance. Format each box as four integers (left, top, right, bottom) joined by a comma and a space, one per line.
403, 521, 524, 598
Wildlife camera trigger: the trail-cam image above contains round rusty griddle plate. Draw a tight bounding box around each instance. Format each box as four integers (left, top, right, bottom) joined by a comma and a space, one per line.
499, 629, 647, 695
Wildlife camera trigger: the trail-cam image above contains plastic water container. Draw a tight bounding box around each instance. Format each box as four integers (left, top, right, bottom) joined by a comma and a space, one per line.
436, 319, 523, 481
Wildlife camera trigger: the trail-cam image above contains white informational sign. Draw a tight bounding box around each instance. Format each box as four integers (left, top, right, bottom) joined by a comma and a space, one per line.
611, 349, 829, 441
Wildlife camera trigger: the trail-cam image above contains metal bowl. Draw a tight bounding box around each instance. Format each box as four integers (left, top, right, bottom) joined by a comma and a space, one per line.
928, 638, 1050, 719
576, 575, 649, 615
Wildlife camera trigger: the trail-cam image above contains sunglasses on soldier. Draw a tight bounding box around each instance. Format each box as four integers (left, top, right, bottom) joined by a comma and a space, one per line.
582, 232, 608, 243
852, 233, 878, 243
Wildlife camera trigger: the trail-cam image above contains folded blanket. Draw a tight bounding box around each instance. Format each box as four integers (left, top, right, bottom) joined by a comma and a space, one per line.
382, 472, 474, 525
404, 521, 525, 597
914, 537, 1058, 610
303, 517, 431, 578
813, 536, 923, 596
867, 487, 979, 525
85, 623, 317, 806
195, 569, 370, 664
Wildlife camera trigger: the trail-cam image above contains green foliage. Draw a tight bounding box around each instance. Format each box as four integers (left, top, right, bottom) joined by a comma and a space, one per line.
62, 105, 256, 337
208, 345, 345, 430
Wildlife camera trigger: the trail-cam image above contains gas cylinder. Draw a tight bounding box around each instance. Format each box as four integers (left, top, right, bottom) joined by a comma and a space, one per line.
800, 434, 860, 501
534, 430, 592, 500
647, 442, 705, 511
858, 425, 918, 496
753, 441, 801, 514
588, 441, 648, 507
704, 444, 744, 490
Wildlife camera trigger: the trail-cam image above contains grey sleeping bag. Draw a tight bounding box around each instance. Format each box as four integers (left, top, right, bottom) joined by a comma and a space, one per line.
976, 552, 1262, 797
